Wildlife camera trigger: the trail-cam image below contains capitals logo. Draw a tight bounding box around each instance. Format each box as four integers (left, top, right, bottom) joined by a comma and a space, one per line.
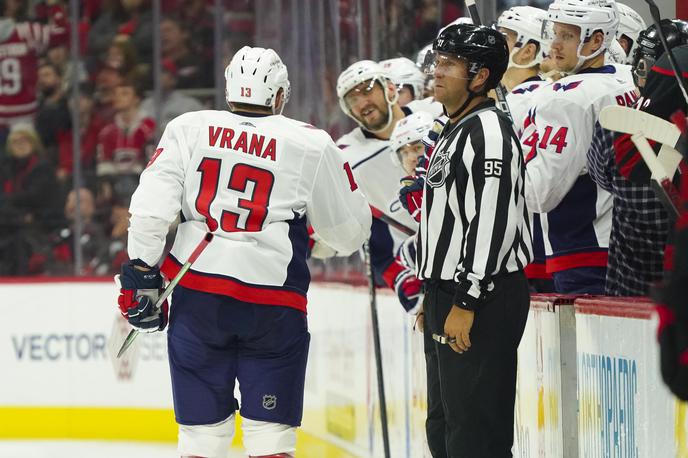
553, 80, 582, 92
512, 84, 541, 95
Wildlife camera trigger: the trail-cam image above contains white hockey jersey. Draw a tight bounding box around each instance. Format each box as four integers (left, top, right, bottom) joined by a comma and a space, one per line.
336, 100, 443, 235
506, 76, 549, 137
128, 110, 371, 311
520, 65, 637, 273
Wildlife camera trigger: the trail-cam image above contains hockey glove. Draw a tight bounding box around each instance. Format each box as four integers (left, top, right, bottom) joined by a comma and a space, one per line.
397, 236, 417, 271
393, 268, 423, 314
116, 261, 168, 332
399, 176, 424, 222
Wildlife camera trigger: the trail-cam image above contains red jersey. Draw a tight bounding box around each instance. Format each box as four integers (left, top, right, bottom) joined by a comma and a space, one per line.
95, 112, 156, 175
0, 21, 50, 126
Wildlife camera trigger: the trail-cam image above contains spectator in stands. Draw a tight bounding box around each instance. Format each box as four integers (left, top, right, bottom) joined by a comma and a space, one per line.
104, 35, 140, 76
115, 0, 153, 61
93, 64, 125, 123
44, 187, 110, 275
0, 123, 59, 275
45, 40, 89, 92
160, 15, 211, 88
140, 58, 203, 131
36, 62, 71, 166
95, 77, 155, 205
87, 0, 130, 66
57, 84, 105, 184
0, 1, 51, 158
414, 0, 463, 47
105, 193, 132, 273
88, 0, 153, 66
175, 0, 213, 59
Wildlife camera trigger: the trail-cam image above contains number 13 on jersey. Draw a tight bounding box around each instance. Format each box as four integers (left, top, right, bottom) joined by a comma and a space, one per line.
195, 158, 275, 233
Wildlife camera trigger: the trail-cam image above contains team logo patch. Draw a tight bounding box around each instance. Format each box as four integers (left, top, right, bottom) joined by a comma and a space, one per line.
426, 146, 451, 188
512, 84, 541, 95
262, 394, 277, 410
553, 80, 582, 92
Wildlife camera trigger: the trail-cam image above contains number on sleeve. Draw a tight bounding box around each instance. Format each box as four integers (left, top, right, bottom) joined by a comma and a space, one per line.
195, 159, 274, 233
343, 162, 359, 191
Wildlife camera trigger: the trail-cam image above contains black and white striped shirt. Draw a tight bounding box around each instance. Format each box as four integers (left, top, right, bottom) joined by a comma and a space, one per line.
417, 100, 533, 309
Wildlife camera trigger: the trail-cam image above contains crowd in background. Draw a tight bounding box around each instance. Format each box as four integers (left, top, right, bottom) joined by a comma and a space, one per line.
0, 0, 255, 275
0, 0, 472, 277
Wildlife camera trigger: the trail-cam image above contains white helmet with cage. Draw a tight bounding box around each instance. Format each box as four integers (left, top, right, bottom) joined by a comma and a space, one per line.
336, 59, 398, 132
379, 57, 426, 100
497, 6, 549, 68
540, 18, 554, 61
605, 38, 627, 64
389, 111, 434, 166
225, 46, 290, 114
615, 2, 646, 63
547, 0, 620, 74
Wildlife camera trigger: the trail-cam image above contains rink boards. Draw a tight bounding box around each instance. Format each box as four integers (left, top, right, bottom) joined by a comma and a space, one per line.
0, 279, 686, 457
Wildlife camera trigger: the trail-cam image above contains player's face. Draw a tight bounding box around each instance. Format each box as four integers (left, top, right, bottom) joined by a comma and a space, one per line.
432, 53, 470, 106
397, 141, 425, 175
344, 80, 391, 131
397, 85, 414, 106
500, 28, 519, 54
550, 22, 582, 72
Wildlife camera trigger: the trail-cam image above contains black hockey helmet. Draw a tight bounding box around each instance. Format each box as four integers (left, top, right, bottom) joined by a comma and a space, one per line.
632, 19, 688, 77
433, 23, 509, 92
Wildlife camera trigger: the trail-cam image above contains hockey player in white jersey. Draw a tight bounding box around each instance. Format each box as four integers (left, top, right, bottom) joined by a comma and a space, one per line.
336, 60, 441, 313
497, 6, 551, 132
615, 2, 646, 63
605, 38, 636, 84
520, 0, 637, 294
116, 46, 371, 458
379, 57, 427, 106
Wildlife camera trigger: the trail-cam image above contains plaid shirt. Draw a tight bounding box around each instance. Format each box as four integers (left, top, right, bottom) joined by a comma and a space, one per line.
587, 122, 670, 296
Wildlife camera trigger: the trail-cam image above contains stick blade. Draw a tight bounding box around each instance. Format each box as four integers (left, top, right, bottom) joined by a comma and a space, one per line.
116, 329, 139, 358
600, 106, 681, 147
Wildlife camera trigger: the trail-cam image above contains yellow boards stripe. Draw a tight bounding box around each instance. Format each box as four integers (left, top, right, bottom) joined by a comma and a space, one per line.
0, 407, 358, 457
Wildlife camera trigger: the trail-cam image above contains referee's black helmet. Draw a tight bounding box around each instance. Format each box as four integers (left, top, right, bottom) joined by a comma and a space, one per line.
433, 23, 509, 92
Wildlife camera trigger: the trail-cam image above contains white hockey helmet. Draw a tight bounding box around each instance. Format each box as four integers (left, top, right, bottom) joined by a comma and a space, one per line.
389, 111, 434, 167
497, 6, 549, 68
336, 59, 398, 132
547, 0, 620, 73
616, 3, 647, 63
605, 38, 627, 64
379, 57, 426, 100
225, 46, 290, 114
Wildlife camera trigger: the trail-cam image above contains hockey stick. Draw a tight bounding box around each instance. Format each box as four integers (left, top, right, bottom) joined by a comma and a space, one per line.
630, 133, 680, 219
370, 206, 416, 236
363, 241, 391, 458
670, 111, 688, 158
116, 232, 214, 358
599, 105, 685, 172
599, 106, 680, 218
643, 0, 688, 107
465, 0, 514, 122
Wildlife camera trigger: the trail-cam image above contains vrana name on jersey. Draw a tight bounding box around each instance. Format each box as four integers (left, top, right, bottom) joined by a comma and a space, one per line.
208, 126, 277, 162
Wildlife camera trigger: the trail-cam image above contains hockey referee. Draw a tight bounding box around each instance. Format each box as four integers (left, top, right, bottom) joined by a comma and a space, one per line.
417, 23, 533, 457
